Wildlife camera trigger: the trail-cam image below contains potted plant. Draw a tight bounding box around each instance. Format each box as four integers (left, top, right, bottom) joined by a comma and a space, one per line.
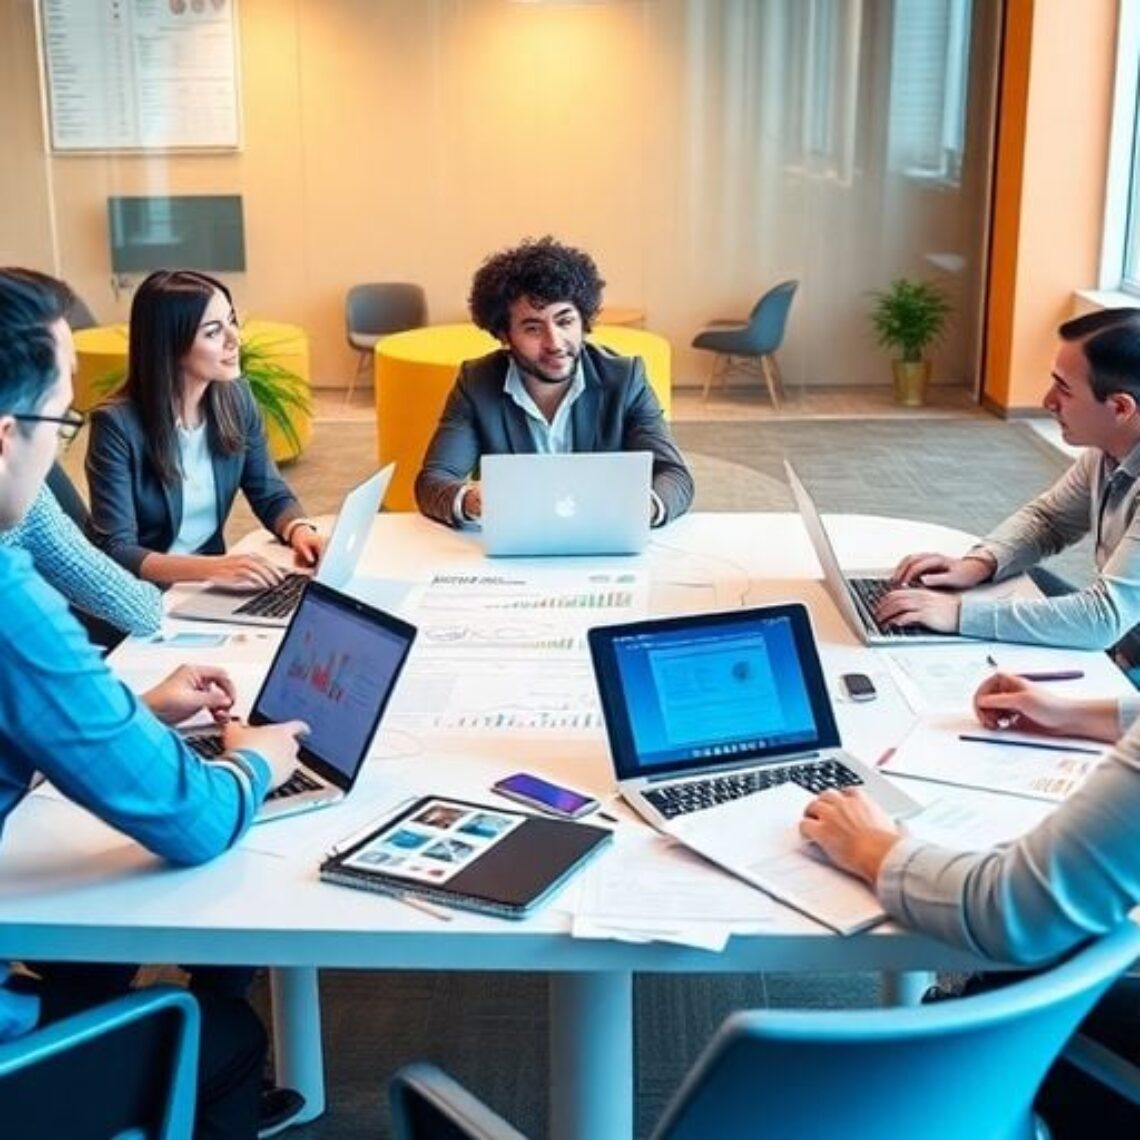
868, 278, 952, 406
89, 326, 313, 463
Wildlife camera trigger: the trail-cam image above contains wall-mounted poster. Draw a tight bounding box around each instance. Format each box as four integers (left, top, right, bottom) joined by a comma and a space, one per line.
38, 0, 242, 151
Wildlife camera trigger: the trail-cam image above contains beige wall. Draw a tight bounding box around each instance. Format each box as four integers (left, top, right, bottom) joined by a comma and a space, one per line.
984, 0, 1118, 412
3, 0, 994, 392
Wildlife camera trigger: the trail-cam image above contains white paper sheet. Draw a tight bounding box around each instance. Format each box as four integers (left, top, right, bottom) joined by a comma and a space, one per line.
670, 783, 886, 935
881, 716, 1106, 801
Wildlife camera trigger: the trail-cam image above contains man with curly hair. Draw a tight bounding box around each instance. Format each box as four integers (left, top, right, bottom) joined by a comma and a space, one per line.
415, 236, 693, 527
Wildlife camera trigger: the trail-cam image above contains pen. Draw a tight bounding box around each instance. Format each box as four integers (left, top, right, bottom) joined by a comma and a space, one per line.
957, 733, 1102, 756
985, 655, 1084, 682
875, 747, 896, 768
597, 811, 619, 824
393, 892, 453, 922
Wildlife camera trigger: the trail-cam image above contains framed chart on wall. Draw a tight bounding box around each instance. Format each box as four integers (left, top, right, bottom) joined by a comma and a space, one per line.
38, 0, 242, 152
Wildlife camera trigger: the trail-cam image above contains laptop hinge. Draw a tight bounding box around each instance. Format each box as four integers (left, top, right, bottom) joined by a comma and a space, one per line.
645, 749, 823, 784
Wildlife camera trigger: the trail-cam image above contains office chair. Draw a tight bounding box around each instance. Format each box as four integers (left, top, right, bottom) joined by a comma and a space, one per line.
389, 920, 1140, 1140
0, 984, 199, 1139
691, 279, 798, 406
66, 293, 99, 332
345, 282, 428, 401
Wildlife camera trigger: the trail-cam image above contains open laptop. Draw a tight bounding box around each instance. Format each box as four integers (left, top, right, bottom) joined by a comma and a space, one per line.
588, 603, 920, 925
183, 579, 417, 824
784, 460, 1019, 645
171, 464, 394, 627
480, 452, 652, 557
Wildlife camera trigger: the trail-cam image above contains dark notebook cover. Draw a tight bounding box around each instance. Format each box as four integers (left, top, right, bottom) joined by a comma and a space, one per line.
319, 796, 612, 919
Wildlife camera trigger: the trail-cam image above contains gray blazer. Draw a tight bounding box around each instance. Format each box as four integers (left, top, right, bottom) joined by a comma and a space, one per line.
415, 343, 694, 526
86, 382, 304, 574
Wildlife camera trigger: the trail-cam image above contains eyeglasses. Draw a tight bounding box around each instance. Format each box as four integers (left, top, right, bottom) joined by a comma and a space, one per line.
11, 409, 86, 443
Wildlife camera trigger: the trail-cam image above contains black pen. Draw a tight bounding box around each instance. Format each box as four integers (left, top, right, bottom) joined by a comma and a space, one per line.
957, 733, 1101, 756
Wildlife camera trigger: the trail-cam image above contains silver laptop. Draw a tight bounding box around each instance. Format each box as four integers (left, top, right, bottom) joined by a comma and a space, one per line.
589, 600, 919, 829
183, 579, 416, 823
784, 460, 980, 645
170, 464, 394, 627
480, 452, 652, 557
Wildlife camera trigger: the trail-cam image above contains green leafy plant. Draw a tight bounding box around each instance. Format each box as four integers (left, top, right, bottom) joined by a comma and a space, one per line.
869, 278, 952, 363
91, 328, 312, 457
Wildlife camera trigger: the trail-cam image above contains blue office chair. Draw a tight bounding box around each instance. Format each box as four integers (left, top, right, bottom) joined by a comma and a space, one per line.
345, 282, 428, 400
691, 279, 798, 406
389, 920, 1140, 1140
0, 984, 199, 1139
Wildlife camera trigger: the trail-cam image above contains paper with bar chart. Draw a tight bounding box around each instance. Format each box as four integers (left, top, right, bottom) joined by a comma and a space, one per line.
388, 568, 649, 734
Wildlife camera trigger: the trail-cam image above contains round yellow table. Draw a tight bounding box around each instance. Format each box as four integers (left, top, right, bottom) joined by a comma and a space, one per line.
72, 319, 313, 463
374, 322, 672, 512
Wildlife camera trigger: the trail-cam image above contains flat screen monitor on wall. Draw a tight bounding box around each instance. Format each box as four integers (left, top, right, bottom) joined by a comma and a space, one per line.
107, 195, 246, 274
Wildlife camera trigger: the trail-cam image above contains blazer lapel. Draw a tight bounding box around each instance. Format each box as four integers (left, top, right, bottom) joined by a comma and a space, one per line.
570, 354, 602, 451
502, 400, 536, 454
162, 479, 182, 545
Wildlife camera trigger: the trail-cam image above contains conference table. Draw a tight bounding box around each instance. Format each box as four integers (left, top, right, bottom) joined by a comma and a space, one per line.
0, 511, 1128, 1139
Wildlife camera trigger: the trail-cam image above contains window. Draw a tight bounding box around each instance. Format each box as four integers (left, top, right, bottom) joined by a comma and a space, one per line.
1102, 0, 1140, 293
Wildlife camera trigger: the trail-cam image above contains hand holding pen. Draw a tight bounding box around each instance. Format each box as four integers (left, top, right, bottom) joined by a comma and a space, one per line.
973, 672, 1080, 736
973, 672, 1121, 744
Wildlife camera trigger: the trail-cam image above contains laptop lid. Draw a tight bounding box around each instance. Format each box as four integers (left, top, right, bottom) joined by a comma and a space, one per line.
783, 460, 875, 641
588, 603, 841, 784
480, 452, 652, 556
315, 463, 394, 588
168, 464, 394, 625
247, 579, 417, 796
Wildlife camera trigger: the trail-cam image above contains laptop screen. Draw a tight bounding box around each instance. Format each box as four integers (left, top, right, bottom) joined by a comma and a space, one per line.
588, 603, 841, 781
251, 581, 416, 785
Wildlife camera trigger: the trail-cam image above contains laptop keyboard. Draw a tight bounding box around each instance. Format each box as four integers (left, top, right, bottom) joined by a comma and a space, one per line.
848, 577, 935, 638
644, 758, 863, 821
266, 768, 322, 801
233, 573, 308, 619
185, 735, 321, 802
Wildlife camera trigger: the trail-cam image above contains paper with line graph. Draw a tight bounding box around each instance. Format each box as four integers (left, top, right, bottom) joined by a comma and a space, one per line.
388, 567, 648, 733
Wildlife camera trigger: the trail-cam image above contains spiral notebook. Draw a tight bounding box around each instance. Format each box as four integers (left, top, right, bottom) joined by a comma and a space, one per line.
319, 796, 612, 919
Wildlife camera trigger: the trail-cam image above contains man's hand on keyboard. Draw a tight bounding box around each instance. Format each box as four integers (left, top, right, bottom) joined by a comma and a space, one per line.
143, 664, 237, 726
874, 586, 962, 633
204, 553, 288, 591
890, 550, 996, 589
224, 720, 310, 791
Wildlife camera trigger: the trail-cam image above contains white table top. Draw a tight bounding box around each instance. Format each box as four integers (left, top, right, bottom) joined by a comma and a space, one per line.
0, 512, 1127, 976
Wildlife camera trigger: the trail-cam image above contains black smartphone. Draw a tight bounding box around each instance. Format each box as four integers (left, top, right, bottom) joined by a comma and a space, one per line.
840, 672, 877, 702
491, 772, 600, 819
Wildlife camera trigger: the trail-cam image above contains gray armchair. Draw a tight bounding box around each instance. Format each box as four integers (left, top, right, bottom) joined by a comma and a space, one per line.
691, 279, 798, 406
345, 282, 428, 399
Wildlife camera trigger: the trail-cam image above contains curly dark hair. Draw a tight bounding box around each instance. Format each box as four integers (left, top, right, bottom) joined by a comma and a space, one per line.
468, 236, 605, 337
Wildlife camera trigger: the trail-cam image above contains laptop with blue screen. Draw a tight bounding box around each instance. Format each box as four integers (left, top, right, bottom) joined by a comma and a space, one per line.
182, 579, 416, 823
588, 603, 919, 930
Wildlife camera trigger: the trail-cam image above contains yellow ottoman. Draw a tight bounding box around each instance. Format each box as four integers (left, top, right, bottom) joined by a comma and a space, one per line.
374, 323, 672, 512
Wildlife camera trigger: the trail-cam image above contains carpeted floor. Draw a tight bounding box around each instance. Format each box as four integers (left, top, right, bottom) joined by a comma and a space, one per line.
225, 412, 1082, 1139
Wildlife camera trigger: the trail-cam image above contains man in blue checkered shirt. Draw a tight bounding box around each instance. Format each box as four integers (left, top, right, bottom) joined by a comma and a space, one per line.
0, 268, 308, 1138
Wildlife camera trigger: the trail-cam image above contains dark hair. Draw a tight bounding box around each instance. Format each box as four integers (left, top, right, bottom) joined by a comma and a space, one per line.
468, 236, 604, 337
0, 267, 74, 416
125, 269, 244, 486
1058, 308, 1140, 401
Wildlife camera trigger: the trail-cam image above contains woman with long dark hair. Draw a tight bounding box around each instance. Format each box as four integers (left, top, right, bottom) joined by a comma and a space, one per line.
87, 269, 322, 586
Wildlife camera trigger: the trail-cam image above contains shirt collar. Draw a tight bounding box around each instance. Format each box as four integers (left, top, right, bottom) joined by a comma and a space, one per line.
503, 356, 585, 421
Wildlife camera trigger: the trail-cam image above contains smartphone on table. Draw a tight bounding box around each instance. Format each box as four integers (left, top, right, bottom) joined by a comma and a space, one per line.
491, 772, 601, 820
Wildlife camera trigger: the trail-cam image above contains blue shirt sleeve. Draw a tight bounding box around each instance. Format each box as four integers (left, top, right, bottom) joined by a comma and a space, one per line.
0, 548, 270, 866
